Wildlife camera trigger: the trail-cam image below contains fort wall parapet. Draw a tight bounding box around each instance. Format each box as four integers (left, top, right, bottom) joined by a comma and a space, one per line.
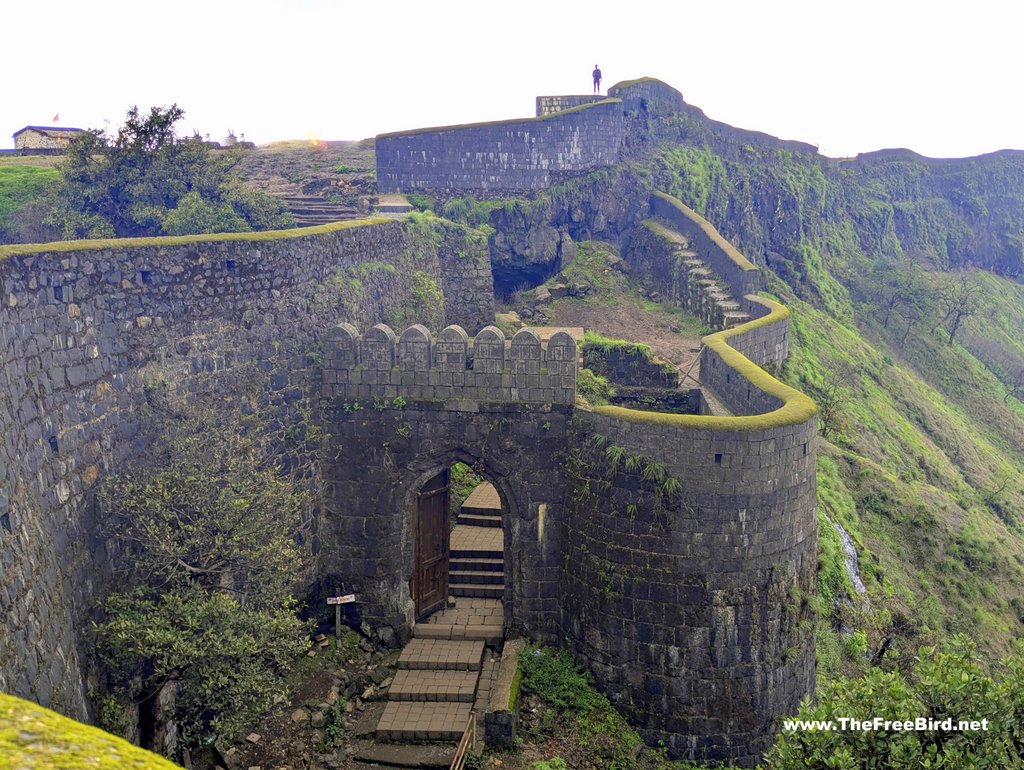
376, 99, 624, 193
535, 94, 607, 117
323, 323, 577, 405
607, 77, 687, 115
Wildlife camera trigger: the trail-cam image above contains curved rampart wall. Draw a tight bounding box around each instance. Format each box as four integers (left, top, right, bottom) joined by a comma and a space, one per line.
557, 192, 817, 765
375, 100, 624, 193
563, 299, 816, 765
0, 218, 490, 719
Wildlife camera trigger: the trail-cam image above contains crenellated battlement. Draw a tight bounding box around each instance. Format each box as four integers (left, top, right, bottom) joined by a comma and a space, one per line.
323, 323, 577, 405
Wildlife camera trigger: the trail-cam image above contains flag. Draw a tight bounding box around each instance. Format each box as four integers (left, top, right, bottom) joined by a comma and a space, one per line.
52, 113, 59, 123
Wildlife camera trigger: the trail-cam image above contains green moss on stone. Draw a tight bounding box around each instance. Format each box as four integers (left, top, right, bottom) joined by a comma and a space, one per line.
594, 296, 817, 431
0, 691, 181, 769
608, 76, 666, 90
0, 218, 392, 259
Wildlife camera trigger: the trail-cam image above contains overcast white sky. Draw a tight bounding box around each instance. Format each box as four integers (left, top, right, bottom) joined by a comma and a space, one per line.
2, 0, 1020, 158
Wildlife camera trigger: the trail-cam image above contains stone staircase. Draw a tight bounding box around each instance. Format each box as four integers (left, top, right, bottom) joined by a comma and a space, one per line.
644, 219, 752, 330
280, 195, 360, 225
377, 193, 414, 216
450, 483, 504, 600
370, 599, 503, 753
366, 481, 507, 760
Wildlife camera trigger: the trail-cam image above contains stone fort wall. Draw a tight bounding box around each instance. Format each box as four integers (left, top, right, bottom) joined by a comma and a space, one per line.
535, 95, 607, 117
321, 193, 818, 766
375, 99, 625, 194
0, 217, 494, 718
565, 296, 815, 765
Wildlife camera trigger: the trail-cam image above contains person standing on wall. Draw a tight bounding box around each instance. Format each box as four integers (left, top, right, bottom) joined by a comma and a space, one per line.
593, 64, 602, 94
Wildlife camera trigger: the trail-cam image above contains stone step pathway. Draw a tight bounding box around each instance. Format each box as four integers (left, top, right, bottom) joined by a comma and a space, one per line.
451, 482, 505, 600
368, 480, 507, 758
376, 701, 473, 741
372, 600, 505, 748
377, 193, 414, 218
388, 670, 479, 702
397, 638, 484, 671
416, 598, 504, 644
278, 195, 359, 225
645, 218, 752, 330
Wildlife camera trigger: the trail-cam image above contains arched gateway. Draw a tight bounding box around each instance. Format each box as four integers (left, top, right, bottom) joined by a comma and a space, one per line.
319, 311, 817, 766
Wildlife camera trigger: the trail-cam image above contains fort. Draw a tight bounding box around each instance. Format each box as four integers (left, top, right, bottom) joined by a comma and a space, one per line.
0, 77, 817, 766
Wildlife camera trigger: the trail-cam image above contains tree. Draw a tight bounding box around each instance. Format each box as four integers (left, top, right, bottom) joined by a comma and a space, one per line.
812, 366, 852, 441
1004, 367, 1024, 404
47, 105, 292, 239
93, 396, 315, 749
765, 636, 1024, 769
934, 272, 984, 346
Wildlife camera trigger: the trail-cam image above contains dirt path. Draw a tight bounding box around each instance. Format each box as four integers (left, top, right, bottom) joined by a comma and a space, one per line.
551, 298, 705, 383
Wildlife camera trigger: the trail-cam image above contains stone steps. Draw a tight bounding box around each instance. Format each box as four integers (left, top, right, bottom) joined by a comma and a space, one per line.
353, 744, 456, 768
643, 218, 754, 333
455, 512, 502, 528
396, 639, 484, 671
388, 670, 479, 702
450, 545, 503, 559
413, 622, 504, 644
373, 599, 505, 748
450, 569, 504, 586
450, 583, 503, 599
450, 556, 503, 572
376, 701, 473, 741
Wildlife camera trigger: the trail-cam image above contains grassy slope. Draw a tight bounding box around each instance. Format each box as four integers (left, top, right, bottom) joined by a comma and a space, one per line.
0, 164, 59, 241
640, 127, 1024, 679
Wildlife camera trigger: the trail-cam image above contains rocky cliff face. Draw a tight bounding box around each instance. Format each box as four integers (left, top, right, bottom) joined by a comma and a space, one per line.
644, 110, 1024, 290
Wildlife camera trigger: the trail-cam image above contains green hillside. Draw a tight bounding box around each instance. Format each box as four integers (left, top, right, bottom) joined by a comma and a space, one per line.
633, 120, 1024, 678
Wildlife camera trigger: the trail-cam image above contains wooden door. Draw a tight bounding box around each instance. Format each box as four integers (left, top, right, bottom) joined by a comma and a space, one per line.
413, 469, 450, 620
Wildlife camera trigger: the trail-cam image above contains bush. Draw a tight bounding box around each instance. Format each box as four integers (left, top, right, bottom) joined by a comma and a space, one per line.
519, 647, 606, 714
46, 104, 291, 238
765, 636, 1024, 768
93, 398, 315, 749
577, 368, 616, 406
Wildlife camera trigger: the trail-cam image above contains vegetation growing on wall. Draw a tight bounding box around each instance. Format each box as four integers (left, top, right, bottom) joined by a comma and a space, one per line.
641, 120, 1024, 675
515, 645, 702, 770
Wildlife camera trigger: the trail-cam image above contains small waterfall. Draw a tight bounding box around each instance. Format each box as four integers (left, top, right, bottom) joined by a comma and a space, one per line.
831, 518, 866, 596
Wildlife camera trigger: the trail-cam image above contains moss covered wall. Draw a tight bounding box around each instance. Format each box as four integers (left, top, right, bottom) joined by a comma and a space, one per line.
0, 691, 181, 769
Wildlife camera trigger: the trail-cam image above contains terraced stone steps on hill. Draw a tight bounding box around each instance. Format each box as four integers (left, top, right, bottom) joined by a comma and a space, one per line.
646, 219, 752, 330
279, 195, 359, 225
